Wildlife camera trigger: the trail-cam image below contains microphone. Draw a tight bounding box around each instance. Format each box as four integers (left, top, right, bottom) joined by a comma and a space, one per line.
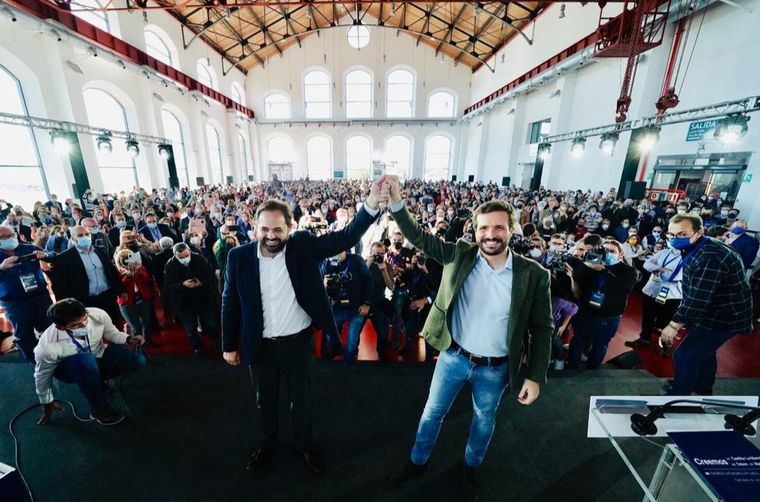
630, 399, 760, 436
630, 407, 666, 436
724, 409, 760, 436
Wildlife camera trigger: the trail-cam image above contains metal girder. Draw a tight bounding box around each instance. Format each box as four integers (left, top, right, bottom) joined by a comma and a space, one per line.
434, 3, 468, 55
0, 111, 171, 144
453, 1, 502, 64
182, 7, 237, 48
405, 2, 495, 51
470, 2, 535, 45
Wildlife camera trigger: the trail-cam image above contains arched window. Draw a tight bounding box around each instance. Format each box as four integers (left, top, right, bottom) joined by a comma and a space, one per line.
238, 133, 253, 179
303, 69, 331, 119
346, 135, 371, 179
306, 136, 332, 180
345, 69, 372, 119
196, 59, 217, 90
0, 66, 48, 206
72, 0, 110, 32
264, 92, 290, 119
267, 136, 295, 164
386, 69, 415, 118
427, 90, 457, 118
205, 123, 224, 184
424, 135, 452, 181
347, 25, 370, 49
144, 27, 174, 67
82, 87, 139, 192
161, 109, 190, 187
231, 82, 245, 106
384, 135, 412, 181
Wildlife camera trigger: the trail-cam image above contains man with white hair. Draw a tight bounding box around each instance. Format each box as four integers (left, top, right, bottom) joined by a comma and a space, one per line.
725, 219, 759, 271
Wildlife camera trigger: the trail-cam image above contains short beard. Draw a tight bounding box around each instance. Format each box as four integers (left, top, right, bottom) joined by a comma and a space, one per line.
263, 237, 287, 254
477, 238, 507, 256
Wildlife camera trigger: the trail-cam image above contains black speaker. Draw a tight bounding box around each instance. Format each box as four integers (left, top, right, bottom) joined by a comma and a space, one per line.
623, 181, 647, 200
501, 176, 511, 187
467, 175, 475, 182
226, 176, 234, 185
451, 175, 457, 182
195, 177, 205, 187
606, 350, 643, 369
0, 462, 29, 502
247, 175, 254, 182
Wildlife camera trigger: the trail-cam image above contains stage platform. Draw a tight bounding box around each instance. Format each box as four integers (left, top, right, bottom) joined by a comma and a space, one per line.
1, 355, 758, 502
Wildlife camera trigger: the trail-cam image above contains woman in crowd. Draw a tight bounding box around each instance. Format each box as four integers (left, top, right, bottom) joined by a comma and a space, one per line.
114, 248, 158, 347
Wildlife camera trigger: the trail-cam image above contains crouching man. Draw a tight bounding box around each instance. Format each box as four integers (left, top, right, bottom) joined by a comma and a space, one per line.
34, 298, 146, 426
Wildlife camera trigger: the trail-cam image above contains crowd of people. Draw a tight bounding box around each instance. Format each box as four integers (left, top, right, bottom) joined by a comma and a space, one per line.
1, 179, 758, 422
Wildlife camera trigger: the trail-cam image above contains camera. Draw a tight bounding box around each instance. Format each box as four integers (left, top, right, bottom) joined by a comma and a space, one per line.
585, 245, 606, 265
324, 272, 352, 307
457, 208, 471, 220
370, 253, 385, 264
508, 235, 533, 256
416, 254, 426, 267
549, 251, 569, 274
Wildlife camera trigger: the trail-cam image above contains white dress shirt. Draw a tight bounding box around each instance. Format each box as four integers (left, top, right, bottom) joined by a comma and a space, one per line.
257, 244, 312, 339
33, 307, 128, 404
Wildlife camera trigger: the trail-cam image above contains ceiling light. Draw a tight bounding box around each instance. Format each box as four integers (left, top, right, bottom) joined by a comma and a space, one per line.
599, 131, 619, 156
714, 114, 750, 145
126, 139, 140, 158
538, 142, 551, 160
158, 144, 172, 160
96, 131, 113, 154
637, 125, 661, 152
570, 137, 586, 157
50, 131, 71, 155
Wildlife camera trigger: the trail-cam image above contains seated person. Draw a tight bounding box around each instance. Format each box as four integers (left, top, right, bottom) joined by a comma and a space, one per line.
33, 299, 146, 426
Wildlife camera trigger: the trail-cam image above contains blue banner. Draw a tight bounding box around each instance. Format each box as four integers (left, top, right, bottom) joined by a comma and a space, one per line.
686, 119, 719, 142
669, 431, 760, 502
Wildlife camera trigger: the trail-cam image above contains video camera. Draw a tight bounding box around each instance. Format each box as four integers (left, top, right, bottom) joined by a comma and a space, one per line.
548, 251, 570, 274
584, 245, 607, 265
324, 271, 352, 307
508, 235, 534, 256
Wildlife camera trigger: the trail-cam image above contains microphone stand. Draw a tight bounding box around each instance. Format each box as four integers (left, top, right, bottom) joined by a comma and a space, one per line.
630, 399, 760, 436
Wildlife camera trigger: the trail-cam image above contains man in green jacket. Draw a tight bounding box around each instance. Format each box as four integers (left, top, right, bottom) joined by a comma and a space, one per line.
387, 176, 552, 500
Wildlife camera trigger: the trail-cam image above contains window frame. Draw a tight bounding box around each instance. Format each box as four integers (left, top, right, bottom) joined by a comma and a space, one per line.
427, 89, 457, 118
303, 68, 332, 119
344, 68, 374, 119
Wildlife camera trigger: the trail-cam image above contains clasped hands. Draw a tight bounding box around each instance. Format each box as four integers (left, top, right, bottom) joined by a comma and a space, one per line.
364, 175, 402, 210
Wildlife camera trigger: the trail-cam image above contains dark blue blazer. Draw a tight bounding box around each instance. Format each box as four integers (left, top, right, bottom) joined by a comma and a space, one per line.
221, 205, 377, 365
730, 233, 759, 270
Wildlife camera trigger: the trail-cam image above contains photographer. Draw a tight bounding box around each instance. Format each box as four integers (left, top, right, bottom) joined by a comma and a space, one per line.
366, 242, 395, 360
320, 250, 372, 363
34, 299, 145, 426
387, 231, 414, 347
566, 239, 639, 369
0, 226, 55, 361
398, 251, 437, 359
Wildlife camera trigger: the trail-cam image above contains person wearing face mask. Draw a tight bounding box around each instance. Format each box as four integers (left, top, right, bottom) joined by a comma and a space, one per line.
213, 225, 240, 291
33, 299, 145, 426
596, 218, 614, 239
2, 211, 33, 243
82, 217, 114, 258
642, 225, 663, 251
724, 220, 759, 271
661, 213, 753, 395
114, 249, 158, 347
108, 213, 134, 248
366, 242, 395, 360
138, 212, 177, 244
0, 225, 55, 361
49, 225, 123, 326
612, 218, 632, 243
164, 242, 218, 357
621, 230, 645, 266
566, 240, 639, 370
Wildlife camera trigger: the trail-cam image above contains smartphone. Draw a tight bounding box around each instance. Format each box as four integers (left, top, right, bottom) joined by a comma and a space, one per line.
17, 253, 38, 263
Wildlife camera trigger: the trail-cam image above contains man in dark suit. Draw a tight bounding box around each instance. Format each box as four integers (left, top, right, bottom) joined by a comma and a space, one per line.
385, 176, 553, 500
726, 220, 759, 271
50, 226, 123, 325
108, 213, 134, 248
138, 213, 177, 244
222, 177, 389, 474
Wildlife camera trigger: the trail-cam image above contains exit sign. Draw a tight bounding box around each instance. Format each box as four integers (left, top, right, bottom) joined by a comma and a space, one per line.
686, 119, 719, 142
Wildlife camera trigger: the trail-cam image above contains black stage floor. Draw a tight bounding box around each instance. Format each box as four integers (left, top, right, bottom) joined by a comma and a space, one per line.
1, 355, 758, 502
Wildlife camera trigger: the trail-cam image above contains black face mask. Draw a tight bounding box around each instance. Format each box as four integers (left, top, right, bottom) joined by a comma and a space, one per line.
393, 242, 403, 250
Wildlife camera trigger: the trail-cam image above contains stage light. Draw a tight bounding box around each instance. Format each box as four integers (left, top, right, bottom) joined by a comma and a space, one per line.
96, 131, 113, 154
158, 144, 172, 160
570, 137, 586, 157
599, 131, 619, 156
714, 114, 749, 145
50, 131, 71, 155
637, 125, 661, 152
537, 142, 551, 160
126, 139, 140, 158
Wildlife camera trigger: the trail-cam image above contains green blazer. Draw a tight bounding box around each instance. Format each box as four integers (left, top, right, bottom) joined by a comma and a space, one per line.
392, 206, 553, 390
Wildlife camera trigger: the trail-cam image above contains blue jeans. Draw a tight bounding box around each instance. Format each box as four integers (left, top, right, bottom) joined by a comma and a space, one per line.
178, 306, 217, 351
333, 308, 366, 362
410, 349, 508, 468
53, 345, 146, 412
567, 314, 622, 369
1, 294, 52, 362
670, 328, 735, 395
370, 309, 391, 359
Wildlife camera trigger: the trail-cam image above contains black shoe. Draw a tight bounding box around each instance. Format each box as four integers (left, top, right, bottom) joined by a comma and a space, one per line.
90, 405, 125, 426
462, 463, 481, 502
245, 446, 273, 471
625, 337, 650, 348
300, 450, 324, 474
390, 460, 428, 485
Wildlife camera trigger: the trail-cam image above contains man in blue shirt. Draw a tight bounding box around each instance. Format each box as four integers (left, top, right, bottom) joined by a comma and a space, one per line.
0, 225, 55, 361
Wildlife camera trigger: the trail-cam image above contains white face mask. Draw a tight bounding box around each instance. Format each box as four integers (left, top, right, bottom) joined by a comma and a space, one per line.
68, 326, 89, 338
178, 256, 191, 266
528, 248, 542, 259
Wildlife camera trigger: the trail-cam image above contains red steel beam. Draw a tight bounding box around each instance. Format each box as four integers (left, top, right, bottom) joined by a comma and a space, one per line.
7, 0, 255, 119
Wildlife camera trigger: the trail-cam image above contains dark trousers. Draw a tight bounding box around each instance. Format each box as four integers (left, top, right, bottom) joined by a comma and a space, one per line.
253, 329, 314, 451
670, 328, 735, 395
0, 294, 52, 362
567, 314, 622, 369
54, 345, 146, 412
640, 295, 680, 339
370, 309, 390, 359
86, 290, 122, 327
178, 305, 217, 351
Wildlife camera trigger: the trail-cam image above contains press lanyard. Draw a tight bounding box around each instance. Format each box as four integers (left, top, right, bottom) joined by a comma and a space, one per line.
668, 238, 705, 282
66, 331, 91, 353
595, 274, 606, 291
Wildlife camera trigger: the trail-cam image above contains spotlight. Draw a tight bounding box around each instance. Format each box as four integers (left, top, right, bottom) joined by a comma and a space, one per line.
570, 137, 586, 157
158, 144, 172, 160
714, 114, 750, 145
126, 139, 140, 158
637, 125, 661, 152
599, 131, 619, 156
537, 142, 551, 160
50, 131, 71, 155
96, 131, 113, 154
